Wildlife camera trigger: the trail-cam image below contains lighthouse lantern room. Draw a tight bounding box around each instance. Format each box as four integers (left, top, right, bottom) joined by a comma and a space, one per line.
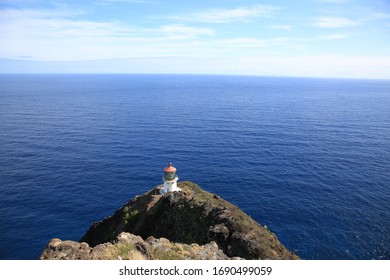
161, 162, 180, 194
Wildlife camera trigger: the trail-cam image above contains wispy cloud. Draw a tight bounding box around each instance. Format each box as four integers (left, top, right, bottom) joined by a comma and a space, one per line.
0, 7, 86, 19
1, 1, 388, 78
0, 7, 218, 61
269, 24, 291, 31
158, 24, 215, 38
365, 12, 390, 20
315, 16, 360, 28
319, 33, 347, 40
0, 8, 141, 60
0, 7, 326, 62
98, 0, 151, 3
319, 0, 348, 3
209, 37, 306, 51
169, 5, 280, 23
0, 8, 133, 38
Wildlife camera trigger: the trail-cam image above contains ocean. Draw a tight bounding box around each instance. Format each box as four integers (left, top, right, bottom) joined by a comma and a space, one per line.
0, 74, 389, 260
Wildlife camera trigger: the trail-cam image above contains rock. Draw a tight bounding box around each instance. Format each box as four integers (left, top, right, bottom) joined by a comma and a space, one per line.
40, 233, 228, 260
41, 181, 299, 260
48, 238, 62, 249
40, 239, 92, 260
208, 224, 230, 247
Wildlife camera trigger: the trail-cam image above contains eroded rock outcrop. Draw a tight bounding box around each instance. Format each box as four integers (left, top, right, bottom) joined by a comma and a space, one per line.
40, 232, 229, 260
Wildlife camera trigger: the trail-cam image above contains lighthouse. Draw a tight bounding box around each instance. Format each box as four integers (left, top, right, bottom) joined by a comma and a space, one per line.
161, 163, 180, 194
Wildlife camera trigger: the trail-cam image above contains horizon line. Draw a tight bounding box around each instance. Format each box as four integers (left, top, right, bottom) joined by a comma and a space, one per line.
0, 72, 389, 81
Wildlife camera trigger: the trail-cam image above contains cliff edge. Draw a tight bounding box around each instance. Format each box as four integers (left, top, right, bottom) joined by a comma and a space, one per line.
41, 181, 299, 260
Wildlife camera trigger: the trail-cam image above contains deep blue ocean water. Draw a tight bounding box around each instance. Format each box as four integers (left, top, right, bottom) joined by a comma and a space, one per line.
0, 74, 389, 260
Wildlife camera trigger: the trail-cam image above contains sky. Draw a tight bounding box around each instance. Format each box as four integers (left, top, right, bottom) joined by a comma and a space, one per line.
0, 0, 389, 78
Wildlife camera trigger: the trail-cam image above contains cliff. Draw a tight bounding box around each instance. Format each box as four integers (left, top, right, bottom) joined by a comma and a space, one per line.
41, 181, 299, 260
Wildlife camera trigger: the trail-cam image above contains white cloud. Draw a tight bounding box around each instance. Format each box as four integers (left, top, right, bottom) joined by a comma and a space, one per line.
319, 0, 348, 3
212, 37, 295, 48
1, 5, 389, 79
269, 25, 291, 31
0, 8, 134, 39
98, 0, 152, 4
0, 7, 218, 61
0, 7, 86, 19
0, 6, 310, 62
158, 25, 215, 38
0, 8, 143, 60
169, 5, 280, 23
365, 12, 390, 20
315, 17, 360, 28
319, 33, 347, 40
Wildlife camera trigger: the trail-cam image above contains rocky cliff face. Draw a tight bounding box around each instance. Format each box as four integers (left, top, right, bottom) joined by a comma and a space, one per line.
41, 182, 299, 260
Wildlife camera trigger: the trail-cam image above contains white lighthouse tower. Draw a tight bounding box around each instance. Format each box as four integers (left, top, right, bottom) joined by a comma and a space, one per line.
160, 162, 180, 194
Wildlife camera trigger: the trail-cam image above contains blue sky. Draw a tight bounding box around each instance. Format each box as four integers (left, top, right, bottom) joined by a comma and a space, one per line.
0, 0, 389, 78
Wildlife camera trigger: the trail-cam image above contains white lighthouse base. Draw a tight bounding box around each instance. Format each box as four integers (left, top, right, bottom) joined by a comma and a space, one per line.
160, 177, 181, 194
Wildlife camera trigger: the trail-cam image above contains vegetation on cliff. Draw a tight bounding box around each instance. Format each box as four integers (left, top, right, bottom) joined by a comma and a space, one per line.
75, 182, 298, 260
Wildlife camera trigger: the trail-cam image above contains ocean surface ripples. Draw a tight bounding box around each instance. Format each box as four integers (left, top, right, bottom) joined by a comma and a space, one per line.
0, 74, 389, 259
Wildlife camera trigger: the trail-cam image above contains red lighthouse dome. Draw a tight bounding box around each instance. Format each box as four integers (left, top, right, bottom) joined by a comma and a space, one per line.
164, 162, 176, 173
